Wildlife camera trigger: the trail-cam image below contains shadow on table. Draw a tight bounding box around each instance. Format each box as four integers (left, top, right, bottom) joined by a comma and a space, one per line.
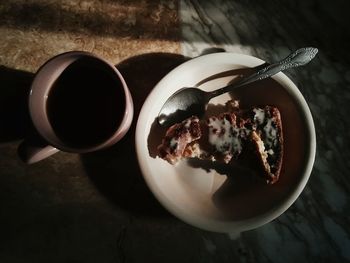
80, 52, 189, 217
0, 66, 33, 142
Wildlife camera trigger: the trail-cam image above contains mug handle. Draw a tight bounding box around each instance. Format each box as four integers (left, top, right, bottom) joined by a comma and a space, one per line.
18, 129, 59, 164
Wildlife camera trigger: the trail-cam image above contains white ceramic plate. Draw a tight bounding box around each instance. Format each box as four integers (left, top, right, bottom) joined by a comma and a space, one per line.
135, 53, 316, 233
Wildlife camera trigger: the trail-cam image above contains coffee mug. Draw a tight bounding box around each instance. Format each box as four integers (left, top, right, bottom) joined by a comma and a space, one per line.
18, 51, 133, 164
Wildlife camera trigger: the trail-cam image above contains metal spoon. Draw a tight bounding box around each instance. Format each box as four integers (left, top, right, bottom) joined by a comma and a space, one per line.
158, 47, 318, 127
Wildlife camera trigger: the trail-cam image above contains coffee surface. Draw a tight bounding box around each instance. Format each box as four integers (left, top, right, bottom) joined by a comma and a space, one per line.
47, 57, 125, 148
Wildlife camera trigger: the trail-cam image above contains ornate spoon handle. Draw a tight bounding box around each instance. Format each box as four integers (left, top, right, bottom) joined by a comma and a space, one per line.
209, 47, 318, 98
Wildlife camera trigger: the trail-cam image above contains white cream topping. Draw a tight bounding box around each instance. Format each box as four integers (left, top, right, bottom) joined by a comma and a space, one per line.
263, 118, 277, 149
253, 108, 265, 125
254, 108, 278, 154
184, 118, 192, 128
267, 149, 274, 155
208, 117, 245, 158
170, 137, 178, 148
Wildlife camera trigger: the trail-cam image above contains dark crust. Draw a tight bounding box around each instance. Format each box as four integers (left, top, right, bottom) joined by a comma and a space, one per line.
267, 106, 283, 183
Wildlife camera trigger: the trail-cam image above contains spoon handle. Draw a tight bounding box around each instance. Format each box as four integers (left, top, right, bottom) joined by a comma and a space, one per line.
208, 47, 318, 98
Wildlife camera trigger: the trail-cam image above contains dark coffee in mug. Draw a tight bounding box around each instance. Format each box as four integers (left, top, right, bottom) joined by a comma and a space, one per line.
46, 57, 126, 148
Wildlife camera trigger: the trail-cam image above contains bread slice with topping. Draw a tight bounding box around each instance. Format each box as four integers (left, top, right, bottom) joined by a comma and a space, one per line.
157, 100, 283, 184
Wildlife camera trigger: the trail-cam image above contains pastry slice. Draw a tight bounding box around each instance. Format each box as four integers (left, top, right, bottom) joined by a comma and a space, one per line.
157, 100, 283, 184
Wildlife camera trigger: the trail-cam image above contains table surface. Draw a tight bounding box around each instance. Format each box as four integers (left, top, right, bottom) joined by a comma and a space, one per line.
1, 1, 349, 262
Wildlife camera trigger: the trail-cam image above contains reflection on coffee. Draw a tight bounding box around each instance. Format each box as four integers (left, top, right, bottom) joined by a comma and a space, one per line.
47, 57, 125, 148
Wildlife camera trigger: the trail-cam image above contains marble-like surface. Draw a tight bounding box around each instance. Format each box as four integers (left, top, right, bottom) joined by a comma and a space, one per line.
181, 0, 350, 262
1, 0, 349, 262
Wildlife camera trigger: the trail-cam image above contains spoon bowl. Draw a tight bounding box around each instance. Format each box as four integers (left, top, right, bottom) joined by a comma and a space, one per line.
157, 88, 209, 126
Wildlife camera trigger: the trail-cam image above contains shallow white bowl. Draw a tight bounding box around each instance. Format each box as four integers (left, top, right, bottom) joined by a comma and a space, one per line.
135, 53, 316, 233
